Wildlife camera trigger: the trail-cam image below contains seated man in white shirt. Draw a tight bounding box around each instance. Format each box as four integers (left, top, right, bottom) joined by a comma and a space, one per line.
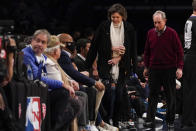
44, 35, 89, 131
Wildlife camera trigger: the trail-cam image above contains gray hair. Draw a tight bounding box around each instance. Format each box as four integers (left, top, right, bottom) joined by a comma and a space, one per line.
33, 29, 51, 44
153, 10, 166, 19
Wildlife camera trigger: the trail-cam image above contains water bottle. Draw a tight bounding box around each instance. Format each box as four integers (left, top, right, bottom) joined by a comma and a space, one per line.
27, 65, 33, 80
84, 125, 90, 131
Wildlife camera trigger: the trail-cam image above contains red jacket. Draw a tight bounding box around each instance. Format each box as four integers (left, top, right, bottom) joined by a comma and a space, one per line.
144, 26, 184, 69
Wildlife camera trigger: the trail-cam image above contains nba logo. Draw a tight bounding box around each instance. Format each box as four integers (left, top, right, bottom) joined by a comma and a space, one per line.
25, 97, 41, 131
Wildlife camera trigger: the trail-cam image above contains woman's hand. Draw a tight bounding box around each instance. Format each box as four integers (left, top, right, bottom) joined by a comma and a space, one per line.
119, 45, 125, 55
108, 56, 121, 65
112, 45, 125, 56
0, 93, 5, 110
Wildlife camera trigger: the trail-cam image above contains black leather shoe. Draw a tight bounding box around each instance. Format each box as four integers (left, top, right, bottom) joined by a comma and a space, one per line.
181, 122, 195, 128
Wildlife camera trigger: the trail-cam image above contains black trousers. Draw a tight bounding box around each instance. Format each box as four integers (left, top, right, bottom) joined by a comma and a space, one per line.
75, 91, 88, 126
182, 55, 196, 125
147, 68, 176, 123
130, 97, 146, 118
101, 79, 116, 122
80, 86, 97, 121
49, 88, 80, 131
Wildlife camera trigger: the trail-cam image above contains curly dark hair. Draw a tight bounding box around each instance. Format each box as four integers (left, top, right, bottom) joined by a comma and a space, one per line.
107, 3, 127, 21
76, 38, 91, 53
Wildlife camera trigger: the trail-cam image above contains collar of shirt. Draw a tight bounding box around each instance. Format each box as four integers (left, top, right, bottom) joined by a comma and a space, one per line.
45, 58, 56, 66
155, 26, 166, 36
77, 53, 86, 61
29, 45, 45, 64
36, 54, 45, 64
62, 50, 71, 58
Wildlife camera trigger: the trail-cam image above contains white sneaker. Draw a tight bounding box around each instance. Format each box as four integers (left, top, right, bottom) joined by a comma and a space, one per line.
155, 116, 163, 121
157, 102, 164, 108
97, 126, 109, 131
142, 112, 147, 118
103, 123, 118, 131
88, 124, 99, 131
109, 119, 113, 126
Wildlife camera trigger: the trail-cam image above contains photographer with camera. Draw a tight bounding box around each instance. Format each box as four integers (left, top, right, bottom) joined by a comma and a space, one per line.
0, 35, 17, 130
0, 37, 16, 87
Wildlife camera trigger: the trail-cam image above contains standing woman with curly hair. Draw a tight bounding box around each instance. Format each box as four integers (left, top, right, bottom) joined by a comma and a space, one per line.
86, 3, 137, 126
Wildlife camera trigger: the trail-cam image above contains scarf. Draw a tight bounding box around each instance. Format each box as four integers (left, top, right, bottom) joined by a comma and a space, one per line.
110, 21, 124, 82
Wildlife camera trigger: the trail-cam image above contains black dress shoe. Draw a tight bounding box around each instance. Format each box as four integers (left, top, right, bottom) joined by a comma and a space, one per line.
181, 122, 195, 128
143, 122, 154, 129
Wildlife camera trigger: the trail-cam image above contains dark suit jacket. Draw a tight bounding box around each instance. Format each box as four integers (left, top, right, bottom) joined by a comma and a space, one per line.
58, 50, 95, 87
86, 20, 137, 81
73, 55, 89, 72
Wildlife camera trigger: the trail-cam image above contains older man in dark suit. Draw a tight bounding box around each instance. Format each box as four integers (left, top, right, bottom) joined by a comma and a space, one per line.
57, 33, 106, 130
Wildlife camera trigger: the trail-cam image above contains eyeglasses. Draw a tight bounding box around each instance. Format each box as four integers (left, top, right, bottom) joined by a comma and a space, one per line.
33, 37, 47, 45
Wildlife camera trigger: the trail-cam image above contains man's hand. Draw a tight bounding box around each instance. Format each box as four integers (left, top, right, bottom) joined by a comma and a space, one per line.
71, 80, 79, 91
92, 70, 99, 80
176, 68, 183, 79
63, 83, 75, 97
95, 81, 105, 91
67, 86, 75, 98
143, 68, 149, 78
9, 38, 16, 46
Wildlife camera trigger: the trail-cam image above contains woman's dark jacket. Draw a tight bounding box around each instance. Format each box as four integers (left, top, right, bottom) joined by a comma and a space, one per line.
86, 20, 137, 122
86, 20, 137, 81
